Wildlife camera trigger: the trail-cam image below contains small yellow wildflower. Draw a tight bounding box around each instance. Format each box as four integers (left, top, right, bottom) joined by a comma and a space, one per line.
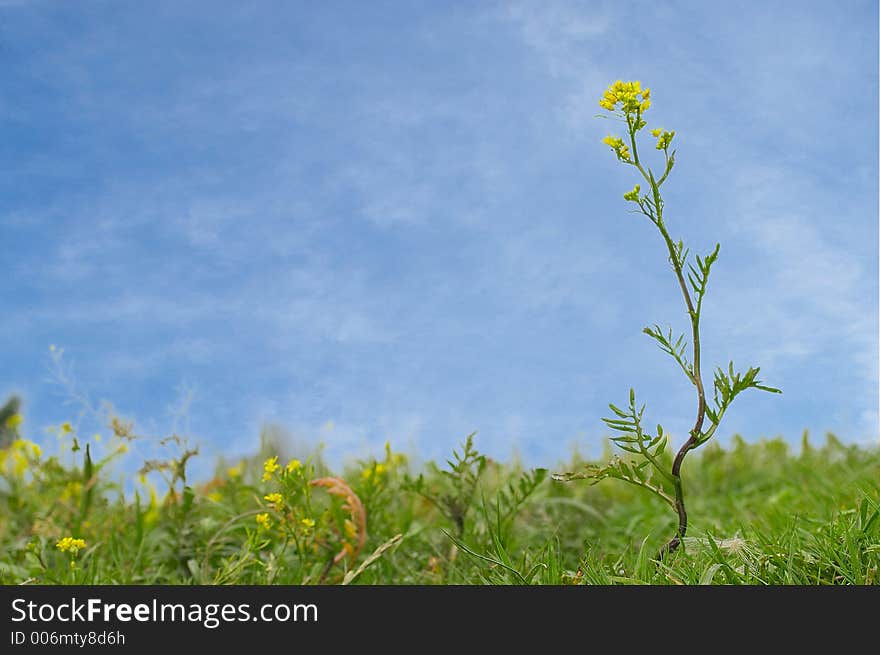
255, 513, 272, 530
263, 493, 283, 507
4, 413, 23, 429
13, 452, 27, 475
361, 463, 387, 480
602, 135, 632, 163
227, 464, 242, 479
651, 128, 663, 137
23, 441, 41, 458
602, 135, 624, 149
56, 537, 87, 555
623, 184, 641, 202
7, 441, 36, 476
598, 79, 651, 116
299, 517, 316, 531
655, 129, 675, 150
60, 422, 73, 435
285, 459, 302, 474
262, 456, 280, 482
60, 480, 82, 502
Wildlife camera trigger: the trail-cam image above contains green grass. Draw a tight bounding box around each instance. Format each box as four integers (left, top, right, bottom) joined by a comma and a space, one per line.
1, 429, 878, 585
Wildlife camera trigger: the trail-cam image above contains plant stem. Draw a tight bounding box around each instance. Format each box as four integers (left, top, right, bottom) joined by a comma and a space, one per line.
629, 126, 708, 560
654, 222, 707, 560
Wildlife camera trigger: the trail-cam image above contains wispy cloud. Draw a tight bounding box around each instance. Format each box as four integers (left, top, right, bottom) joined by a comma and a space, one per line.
501, 1, 610, 77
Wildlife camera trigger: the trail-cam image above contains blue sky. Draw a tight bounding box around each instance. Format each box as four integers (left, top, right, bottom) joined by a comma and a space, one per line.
1, 0, 877, 475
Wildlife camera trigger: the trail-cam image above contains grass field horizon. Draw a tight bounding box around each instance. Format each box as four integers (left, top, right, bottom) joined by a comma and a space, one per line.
2, 416, 877, 585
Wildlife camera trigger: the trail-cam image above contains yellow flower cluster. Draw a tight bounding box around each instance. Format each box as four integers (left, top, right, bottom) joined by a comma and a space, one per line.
299, 517, 315, 531
285, 459, 302, 474
263, 493, 283, 508
262, 456, 280, 482
623, 184, 641, 202
56, 537, 87, 554
255, 513, 272, 530
361, 463, 387, 481
59, 480, 83, 503
599, 80, 651, 114
0, 439, 42, 477
651, 127, 675, 150
602, 135, 631, 163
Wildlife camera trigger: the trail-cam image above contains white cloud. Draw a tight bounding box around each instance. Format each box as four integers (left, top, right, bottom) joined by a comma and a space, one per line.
708, 161, 878, 438
501, 1, 609, 77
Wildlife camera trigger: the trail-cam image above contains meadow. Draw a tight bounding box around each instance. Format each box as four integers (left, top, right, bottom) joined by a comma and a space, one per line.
1, 422, 877, 585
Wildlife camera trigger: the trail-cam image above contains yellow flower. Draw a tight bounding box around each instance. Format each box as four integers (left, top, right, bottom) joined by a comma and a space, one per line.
262, 456, 280, 482
60, 480, 82, 502
299, 517, 316, 531
602, 135, 632, 163
263, 493, 283, 507
13, 451, 27, 476
4, 413, 23, 429
227, 464, 242, 479
651, 128, 663, 137
56, 537, 87, 555
5, 440, 40, 476
623, 184, 641, 202
285, 459, 302, 474
598, 79, 651, 116
655, 129, 675, 150
256, 513, 272, 530
602, 135, 624, 149
60, 422, 73, 435
361, 463, 387, 480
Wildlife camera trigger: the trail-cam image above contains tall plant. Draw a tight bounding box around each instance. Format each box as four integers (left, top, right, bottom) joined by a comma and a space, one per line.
555, 81, 781, 559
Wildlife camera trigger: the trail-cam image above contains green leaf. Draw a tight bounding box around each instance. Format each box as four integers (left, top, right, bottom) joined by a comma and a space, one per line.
608, 403, 629, 418
699, 563, 724, 585
705, 406, 718, 424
